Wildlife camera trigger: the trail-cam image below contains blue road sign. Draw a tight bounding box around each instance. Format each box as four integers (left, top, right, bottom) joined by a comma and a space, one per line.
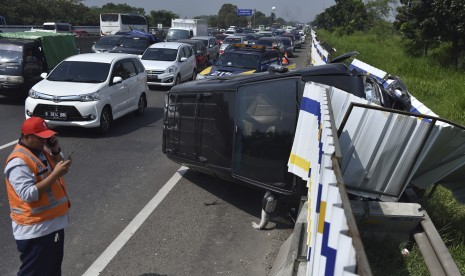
237, 9, 253, 16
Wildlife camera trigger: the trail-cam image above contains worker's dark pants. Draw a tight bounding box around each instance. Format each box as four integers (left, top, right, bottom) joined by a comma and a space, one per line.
15, 229, 64, 276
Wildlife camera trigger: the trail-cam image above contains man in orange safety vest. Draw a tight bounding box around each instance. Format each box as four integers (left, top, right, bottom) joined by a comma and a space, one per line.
4, 117, 72, 276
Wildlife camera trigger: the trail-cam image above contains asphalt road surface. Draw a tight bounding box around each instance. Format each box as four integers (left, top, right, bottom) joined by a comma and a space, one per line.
0, 40, 311, 276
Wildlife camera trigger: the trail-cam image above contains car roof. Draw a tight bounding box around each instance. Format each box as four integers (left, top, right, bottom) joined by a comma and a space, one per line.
176, 39, 202, 45
64, 53, 136, 63
224, 35, 244, 39
148, 42, 188, 49
226, 44, 269, 54
191, 36, 210, 40
258, 37, 280, 41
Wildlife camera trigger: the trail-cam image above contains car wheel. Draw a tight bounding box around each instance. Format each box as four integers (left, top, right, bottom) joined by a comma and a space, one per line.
191, 69, 197, 80
96, 106, 112, 134
174, 75, 180, 86
135, 94, 147, 116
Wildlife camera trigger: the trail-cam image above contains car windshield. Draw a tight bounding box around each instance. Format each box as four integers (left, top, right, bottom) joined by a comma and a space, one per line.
215, 53, 260, 69
215, 34, 227, 40
120, 37, 148, 48
96, 36, 122, 46
281, 39, 291, 46
224, 38, 242, 44
0, 45, 22, 63
142, 48, 178, 61
256, 40, 274, 47
47, 61, 110, 83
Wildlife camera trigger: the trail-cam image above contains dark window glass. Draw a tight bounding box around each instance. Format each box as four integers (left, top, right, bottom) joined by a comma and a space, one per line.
101, 14, 119, 22
233, 79, 299, 186
47, 61, 110, 83
142, 48, 177, 61
132, 59, 145, 74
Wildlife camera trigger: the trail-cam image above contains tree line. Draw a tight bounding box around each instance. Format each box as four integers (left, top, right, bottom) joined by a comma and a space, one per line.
312, 0, 465, 68
0, 0, 298, 29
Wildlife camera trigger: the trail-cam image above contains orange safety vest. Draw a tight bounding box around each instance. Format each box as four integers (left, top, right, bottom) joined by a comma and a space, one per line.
5, 144, 69, 225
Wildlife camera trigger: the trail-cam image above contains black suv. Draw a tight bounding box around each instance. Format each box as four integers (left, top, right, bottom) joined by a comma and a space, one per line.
163, 62, 412, 197
197, 44, 292, 79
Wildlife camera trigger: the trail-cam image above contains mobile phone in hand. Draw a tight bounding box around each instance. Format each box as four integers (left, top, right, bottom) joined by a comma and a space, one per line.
47, 138, 57, 147
67, 151, 74, 161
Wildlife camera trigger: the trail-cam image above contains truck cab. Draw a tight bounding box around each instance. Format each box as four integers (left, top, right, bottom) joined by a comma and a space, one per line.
0, 32, 78, 97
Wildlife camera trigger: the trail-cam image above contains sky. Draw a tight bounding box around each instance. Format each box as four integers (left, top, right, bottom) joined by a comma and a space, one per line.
83, 0, 336, 24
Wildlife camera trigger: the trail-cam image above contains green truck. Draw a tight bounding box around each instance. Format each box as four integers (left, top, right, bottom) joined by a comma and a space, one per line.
0, 31, 78, 97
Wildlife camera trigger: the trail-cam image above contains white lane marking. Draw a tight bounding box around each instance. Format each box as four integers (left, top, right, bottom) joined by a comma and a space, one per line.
0, 140, 17, 150
82, 166, 188, 276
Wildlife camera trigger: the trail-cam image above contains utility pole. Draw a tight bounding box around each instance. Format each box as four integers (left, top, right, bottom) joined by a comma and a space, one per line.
253, 8, 256, 28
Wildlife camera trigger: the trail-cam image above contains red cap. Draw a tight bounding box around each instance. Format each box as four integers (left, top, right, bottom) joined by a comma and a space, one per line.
21, 117, 56, 138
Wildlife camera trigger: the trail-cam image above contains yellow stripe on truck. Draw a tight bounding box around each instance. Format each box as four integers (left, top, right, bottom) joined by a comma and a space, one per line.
239, 70, 257, 75
199, 66, 212, 76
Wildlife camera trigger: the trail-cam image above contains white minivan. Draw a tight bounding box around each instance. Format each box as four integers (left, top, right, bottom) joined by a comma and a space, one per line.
140, 42, 197, 87
25, 53, 149, 134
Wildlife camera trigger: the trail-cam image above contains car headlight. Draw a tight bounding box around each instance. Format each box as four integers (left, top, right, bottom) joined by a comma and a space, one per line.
29, 88, 39, 99
165, 65, 177, 74
78, 91, 100, 102
6, 75, 24, 83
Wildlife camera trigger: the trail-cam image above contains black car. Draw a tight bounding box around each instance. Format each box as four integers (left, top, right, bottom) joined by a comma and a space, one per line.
110, 35, 153, 55
197, 44, 292, 79
245, 33, 263, 45
255, 37, 285, 54
91, 35, 125, 53
163, 61, 411, 197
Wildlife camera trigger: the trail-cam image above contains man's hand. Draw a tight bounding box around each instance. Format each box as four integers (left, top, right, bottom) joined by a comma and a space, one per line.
53, 160, 72, 178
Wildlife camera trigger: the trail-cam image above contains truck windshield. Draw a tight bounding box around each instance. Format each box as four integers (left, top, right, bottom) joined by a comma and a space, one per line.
167, 29, 190, 40
0, 45, 22, 63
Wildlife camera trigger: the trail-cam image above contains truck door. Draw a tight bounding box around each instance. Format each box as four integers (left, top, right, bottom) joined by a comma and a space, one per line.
232, 78, 300, 191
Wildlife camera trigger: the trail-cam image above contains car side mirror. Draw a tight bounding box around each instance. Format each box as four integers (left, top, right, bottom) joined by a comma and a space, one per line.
113, 76, 123, 84
40, 72, 48, 79
180, 57, 188, 62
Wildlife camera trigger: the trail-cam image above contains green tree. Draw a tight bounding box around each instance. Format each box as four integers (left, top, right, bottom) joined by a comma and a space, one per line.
194, 15, 218, 28
432, 0, 465, 67
217, 3, 248, 28
99, 3, 144, 15
313, 0, 368, 34
394, 0, 438, 56
149, 10, 178, 28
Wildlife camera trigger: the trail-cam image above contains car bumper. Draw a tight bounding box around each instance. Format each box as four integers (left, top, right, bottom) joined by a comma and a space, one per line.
146, 72, 176, 86
25, 97, 102, 128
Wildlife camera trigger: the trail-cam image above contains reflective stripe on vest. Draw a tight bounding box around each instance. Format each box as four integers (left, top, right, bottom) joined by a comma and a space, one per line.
5, 144, 69, 225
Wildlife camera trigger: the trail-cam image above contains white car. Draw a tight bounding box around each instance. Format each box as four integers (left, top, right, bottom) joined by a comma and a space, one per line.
25, 53, 149, 134
140, 42, 197, 87
219, 36, 247, 55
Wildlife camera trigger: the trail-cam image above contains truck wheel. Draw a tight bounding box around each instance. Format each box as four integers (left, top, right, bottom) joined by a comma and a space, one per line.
96, 106, 112, 134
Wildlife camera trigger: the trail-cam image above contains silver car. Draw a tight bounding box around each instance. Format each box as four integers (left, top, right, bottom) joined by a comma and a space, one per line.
140, 42, 197, 87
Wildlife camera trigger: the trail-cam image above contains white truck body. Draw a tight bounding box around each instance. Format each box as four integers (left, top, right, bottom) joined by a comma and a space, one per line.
170, 19, 207, 37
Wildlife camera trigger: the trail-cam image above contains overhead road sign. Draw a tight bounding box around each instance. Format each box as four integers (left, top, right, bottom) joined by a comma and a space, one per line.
237, 9, 253, 16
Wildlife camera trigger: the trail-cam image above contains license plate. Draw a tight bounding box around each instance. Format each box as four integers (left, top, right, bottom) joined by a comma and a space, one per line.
45, 111, 67, 120
148, 75, 158, 80
0, 75, 6, 81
